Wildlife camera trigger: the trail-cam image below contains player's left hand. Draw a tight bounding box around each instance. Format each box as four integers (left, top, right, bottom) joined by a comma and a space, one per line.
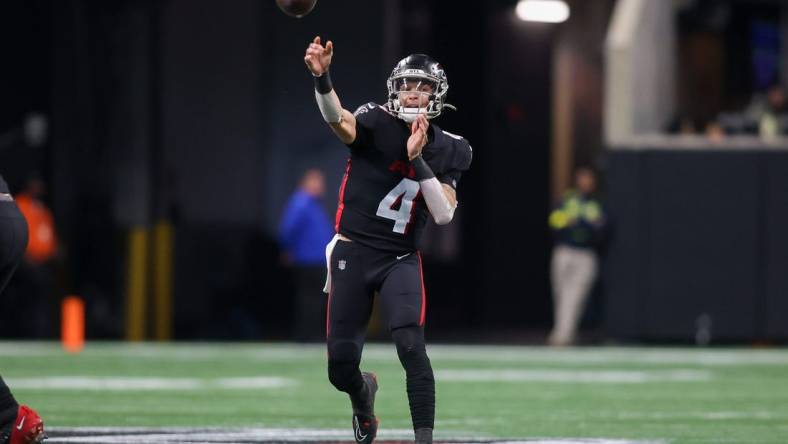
407, 114, 429, 160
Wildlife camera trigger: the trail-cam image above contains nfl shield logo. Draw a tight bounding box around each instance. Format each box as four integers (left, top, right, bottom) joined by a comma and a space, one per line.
338, 260, 346, 270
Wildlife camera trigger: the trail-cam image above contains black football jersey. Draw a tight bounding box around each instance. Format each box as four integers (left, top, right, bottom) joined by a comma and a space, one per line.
335, 103, 473, 253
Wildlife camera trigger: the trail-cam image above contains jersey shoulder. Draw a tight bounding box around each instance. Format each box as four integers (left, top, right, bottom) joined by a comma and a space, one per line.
352, 102, 392, 126
347, 102, 398, 150
435, 127, 473, 172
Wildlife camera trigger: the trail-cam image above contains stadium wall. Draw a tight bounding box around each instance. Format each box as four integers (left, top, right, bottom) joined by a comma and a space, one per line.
605, 143, 788, 342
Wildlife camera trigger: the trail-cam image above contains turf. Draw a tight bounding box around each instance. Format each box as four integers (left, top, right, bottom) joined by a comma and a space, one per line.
0, 342, 786, 443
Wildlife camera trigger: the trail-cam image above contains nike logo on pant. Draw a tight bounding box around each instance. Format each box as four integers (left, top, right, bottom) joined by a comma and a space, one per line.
353, 415, 367, 441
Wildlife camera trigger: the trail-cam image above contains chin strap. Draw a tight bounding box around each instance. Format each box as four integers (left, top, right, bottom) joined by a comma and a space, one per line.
397, 103, 455, 122
399, 108, 426, 123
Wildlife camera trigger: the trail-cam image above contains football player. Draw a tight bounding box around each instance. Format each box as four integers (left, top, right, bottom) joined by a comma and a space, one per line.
0, 173, 47, 444
304, 37, 473, 444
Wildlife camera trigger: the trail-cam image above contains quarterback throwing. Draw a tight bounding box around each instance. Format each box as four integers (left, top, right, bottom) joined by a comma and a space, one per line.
305, 36, 472, 444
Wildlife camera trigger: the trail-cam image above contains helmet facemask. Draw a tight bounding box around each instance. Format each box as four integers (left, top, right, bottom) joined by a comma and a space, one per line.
387, 73, 448, 122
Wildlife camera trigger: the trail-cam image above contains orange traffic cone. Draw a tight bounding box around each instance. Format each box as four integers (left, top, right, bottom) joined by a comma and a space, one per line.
61, 296, 84, 353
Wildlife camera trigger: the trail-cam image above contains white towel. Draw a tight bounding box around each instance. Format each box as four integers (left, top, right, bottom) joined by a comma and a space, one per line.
322, 233, 340, 293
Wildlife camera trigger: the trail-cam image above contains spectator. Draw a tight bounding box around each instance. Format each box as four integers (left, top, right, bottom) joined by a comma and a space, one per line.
14, 175, 57, 265
547, 167, 608, 346
278, 168, 334, 342
667, 114, 698, 135
758, 83, 787, 139
704, 120, 726, 142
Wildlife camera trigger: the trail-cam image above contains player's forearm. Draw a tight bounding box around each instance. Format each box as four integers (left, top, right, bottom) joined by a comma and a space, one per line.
412, 156, 456, 225
328, 110, 356, 144
313, 71, 356, 144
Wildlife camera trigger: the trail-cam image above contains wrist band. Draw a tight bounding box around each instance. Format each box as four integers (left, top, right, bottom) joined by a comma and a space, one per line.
313, 71, 333, 94
412, 156, 435, 180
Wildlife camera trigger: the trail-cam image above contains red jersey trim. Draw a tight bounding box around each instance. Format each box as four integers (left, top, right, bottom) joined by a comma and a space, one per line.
417, 252, 427, 326
326, 283, 333, 338
334, 159, 352, 232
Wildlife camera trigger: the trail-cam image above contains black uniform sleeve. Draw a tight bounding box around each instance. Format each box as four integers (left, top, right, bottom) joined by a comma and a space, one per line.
346, 103, 379, 151
436, 139, 473, 189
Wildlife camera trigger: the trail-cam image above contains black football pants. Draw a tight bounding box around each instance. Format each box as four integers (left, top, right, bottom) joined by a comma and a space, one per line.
0, 201, 27, 295
0, 201, 28, 426
326, 239, 435, 431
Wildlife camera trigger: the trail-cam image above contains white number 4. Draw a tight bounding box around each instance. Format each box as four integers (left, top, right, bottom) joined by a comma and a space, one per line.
376, 178, 420, 234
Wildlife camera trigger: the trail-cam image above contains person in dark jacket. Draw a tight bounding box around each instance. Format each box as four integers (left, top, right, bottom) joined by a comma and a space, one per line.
547, 166, 607, 346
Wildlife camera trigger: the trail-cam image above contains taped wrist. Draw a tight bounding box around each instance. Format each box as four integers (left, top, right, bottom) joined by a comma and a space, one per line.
412, 156, 435, 180
313, 71, 334, 94
313, 71, 342, 123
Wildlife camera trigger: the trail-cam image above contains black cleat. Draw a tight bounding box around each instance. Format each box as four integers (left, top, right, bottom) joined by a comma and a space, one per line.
351, 372, 378, 444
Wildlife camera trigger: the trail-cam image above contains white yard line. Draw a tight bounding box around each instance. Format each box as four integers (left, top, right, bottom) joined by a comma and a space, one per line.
44, 427, 664, 444
434, 368, 711, 383
5, 369, 709, 390
4, 376, 297, 390
615, 410, 784, 421
1, 342, 786, 366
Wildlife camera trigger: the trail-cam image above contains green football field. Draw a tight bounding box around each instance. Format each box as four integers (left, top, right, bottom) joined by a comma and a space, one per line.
1, 342, 786, 443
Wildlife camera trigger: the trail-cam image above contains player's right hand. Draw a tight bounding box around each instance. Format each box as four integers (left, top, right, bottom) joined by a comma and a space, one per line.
407, 114, 429, 160
304, 36, 333, 76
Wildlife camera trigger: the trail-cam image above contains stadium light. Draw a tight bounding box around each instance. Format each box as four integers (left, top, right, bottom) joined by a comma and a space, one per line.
515, 0, 570, 23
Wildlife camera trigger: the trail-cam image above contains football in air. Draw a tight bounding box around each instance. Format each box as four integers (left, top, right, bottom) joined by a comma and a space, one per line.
275, 0, 317, 18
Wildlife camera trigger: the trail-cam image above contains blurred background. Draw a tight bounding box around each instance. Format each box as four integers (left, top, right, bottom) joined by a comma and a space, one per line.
0, 0, 786, 345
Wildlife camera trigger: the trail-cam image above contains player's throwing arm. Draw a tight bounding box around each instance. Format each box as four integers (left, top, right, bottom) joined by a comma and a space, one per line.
304, 36, 357, 145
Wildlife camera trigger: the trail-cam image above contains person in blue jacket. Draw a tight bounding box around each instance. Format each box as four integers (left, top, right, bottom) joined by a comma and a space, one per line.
279, 168, 335, 342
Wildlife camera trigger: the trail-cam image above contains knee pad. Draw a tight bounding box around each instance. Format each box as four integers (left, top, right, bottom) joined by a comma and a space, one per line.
327, 338, 362, 362
391, 325, 426, 356
392, 326, 432, 378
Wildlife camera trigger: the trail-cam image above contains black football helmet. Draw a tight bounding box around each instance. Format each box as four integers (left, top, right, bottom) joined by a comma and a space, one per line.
386, 54, 454, 122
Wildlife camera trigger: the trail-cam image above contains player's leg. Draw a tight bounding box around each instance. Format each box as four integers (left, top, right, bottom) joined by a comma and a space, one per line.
558, 248, 598, 344
548, 245, 573, 345
0, 207, 21, 439
0, 205, 28, 295
378, 253, 434, 443
325, 240, 378, 443
0, 208, 46, 443
551, 247, 597, 345
0, 375, 19, 433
